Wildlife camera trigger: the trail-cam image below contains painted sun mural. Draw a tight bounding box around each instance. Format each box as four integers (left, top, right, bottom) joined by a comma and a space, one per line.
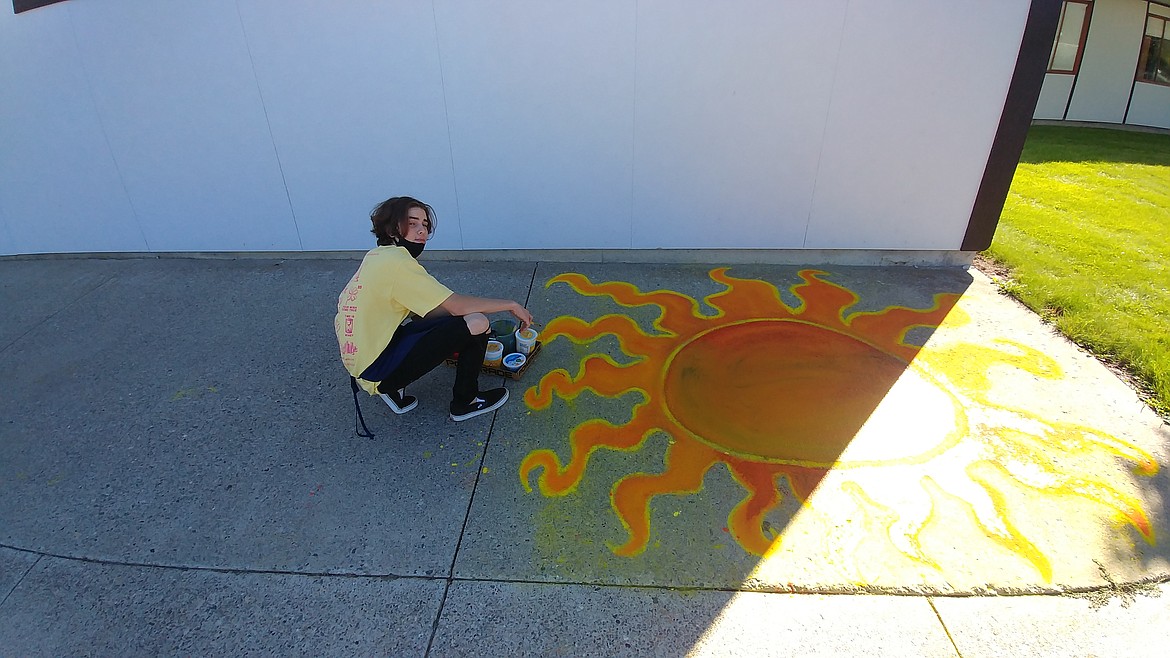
519, 269, 1159, 587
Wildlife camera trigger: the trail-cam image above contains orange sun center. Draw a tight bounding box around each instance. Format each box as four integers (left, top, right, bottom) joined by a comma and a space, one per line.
663, 320, 907, 464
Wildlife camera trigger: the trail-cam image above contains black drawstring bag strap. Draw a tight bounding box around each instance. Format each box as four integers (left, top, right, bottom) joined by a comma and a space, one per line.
350, 376, 375, 439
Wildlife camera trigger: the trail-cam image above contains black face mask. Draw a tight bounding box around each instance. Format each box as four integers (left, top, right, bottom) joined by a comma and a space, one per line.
399, 239, 425, 259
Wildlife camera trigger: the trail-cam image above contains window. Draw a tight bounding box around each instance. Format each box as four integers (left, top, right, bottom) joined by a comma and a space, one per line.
1048, 1, 1092, 74
1138, 13, 1170, 85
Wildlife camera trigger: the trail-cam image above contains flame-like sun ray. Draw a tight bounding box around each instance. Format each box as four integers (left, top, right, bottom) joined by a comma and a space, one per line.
724, 462, 789, 555
547, 273, 707, 336
1013, 425, 1158, 477
926, 474, 1053, 581
540, 314, 664, 359
844, 481, 942, 572
973, 458, 1155, 544
521, 403, 667, 497
610, 439, 720, 556
847, 293, 963, 361
705, 268, 794, 322
920, 340, 1062, 407
524, 354, 654, 410
789, 270, 859, 328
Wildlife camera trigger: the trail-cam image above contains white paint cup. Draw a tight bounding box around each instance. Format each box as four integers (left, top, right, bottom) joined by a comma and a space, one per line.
515, 327, 538, 355
484, 340, 504, 367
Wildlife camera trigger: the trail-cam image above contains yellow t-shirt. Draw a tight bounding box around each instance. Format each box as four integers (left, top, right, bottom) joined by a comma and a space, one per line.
335, 246, 454, 394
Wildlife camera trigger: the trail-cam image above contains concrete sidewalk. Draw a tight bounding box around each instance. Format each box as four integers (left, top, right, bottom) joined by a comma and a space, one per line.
0, 256, 1167, 657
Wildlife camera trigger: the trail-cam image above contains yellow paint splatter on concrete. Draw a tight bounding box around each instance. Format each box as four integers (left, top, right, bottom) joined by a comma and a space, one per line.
171, 386, 219, 401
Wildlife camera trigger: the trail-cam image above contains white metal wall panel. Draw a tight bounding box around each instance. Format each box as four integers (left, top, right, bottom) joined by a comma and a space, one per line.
1127, 82, 1170, 128
236, 0, 460, 251
805, 0, 1029, 249
1035, 73, 1075, 119
0, 4, 143, 254
629, 0, 845, 249
65, 0, 297, 252
433, 0, 636, 250
0, 0, 1037, 255
1066, 0, 1147, 123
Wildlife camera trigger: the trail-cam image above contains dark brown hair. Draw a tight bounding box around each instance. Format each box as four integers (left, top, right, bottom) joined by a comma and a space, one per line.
369, 196, 437, 246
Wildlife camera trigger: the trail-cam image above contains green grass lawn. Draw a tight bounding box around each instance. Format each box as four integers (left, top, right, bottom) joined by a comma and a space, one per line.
984, 125, 1170, 417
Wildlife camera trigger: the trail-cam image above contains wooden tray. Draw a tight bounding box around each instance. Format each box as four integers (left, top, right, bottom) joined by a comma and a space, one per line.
444, 340, 543, 380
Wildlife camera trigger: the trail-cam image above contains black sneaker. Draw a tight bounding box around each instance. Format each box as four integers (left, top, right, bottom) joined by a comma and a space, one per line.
449, 388, 509, 421
379, 388, 418, 414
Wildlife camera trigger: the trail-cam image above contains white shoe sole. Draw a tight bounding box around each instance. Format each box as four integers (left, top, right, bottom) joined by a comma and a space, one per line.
449, 389, 509, 421
379, 393, 418, 414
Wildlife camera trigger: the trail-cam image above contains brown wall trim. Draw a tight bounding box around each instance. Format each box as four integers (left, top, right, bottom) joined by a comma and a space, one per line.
962, 0, 1064, 252
13, 0, 67, 13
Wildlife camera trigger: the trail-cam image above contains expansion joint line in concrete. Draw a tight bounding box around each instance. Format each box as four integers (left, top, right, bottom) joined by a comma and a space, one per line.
928, 597, 963, 657
0, 271, 119, 359
522, 262, 538, 309
2, 540, 1169, 601
424, 409, 501, 657
0, 553, 41, 609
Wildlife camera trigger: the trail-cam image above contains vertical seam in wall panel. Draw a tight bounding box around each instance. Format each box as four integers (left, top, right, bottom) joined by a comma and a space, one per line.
801, 0, 851, 249
1062, 71, 1078, 119
1124, 2, 1152, 125
431, 0, 464, 250
66, 5, 151, 252
628, 0, 639, 250
235, 1, 303, 251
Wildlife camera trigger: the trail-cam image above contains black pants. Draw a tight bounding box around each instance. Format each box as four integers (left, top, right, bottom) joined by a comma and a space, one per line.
362, 316, 488, 405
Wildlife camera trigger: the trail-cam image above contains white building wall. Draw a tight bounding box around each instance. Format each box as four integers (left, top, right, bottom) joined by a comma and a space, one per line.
0, 6, 143, 254
69, 1, 298, 252
1066, 0, 1147, 123
1035, 74, 1075, 118
0, 0, 1035, 256
236, 0, 461, 251
433, 0, 636, 250
629, 1, 842, 249
805, 0, 1028, 249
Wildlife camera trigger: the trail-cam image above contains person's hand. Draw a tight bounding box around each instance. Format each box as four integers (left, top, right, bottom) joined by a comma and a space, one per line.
511, 303, 534, 330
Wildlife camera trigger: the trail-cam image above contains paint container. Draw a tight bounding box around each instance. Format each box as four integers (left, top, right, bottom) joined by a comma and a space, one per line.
515, 327, 538, 355
502, 352, 526, 372
484, 340, 504, 367
490, 319, 518, 354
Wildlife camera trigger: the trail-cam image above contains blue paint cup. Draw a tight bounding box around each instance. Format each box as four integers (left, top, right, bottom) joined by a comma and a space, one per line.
502, 352, 527, 372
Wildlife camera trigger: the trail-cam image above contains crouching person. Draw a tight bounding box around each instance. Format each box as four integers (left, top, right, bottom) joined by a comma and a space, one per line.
336, 196, 533, 434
